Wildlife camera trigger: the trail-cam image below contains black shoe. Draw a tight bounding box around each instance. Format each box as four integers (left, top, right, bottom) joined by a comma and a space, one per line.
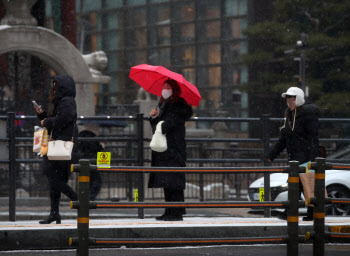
277, 214, 287, 220
302, 216, 313, 221
163, 215, 183, 221
155, 214, 167, 221
39, 213, 61, 224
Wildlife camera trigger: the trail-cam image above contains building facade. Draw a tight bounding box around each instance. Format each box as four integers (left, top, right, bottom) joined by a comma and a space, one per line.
51, 0, 250, 130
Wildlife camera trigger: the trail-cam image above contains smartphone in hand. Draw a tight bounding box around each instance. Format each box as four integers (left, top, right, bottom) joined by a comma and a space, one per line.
32, 100, 39, 108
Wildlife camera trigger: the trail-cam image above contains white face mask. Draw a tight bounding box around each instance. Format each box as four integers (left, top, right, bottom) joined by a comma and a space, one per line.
162, 89, 173, 99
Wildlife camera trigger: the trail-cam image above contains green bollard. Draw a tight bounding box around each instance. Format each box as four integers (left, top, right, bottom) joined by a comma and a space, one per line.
286, 161, 300, 256
76, 159, 91, 256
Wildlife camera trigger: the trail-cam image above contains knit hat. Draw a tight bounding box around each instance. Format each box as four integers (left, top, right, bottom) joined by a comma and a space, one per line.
281, 87, 305, 107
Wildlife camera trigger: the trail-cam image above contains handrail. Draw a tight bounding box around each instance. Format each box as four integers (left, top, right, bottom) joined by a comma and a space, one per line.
69, 159, 305, 256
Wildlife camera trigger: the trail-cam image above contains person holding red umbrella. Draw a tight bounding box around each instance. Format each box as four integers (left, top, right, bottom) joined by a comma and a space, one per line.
148, 79, 193, 221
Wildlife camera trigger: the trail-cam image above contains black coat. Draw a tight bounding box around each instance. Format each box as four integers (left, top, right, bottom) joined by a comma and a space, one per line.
38, 74, 79, 166
148, 97, 193, 190
268, 103, 319, 164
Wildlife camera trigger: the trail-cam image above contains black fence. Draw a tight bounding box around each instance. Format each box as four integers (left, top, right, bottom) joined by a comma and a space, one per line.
1, 112, 350, 221
69, 158, 350, 256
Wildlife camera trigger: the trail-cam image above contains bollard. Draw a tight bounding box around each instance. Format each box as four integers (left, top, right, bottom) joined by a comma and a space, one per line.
261, 114, 271, 217
136, 113, 145, 219
76, 160, 91, 256
312, 157, 326, 256
286, 160, 300, 256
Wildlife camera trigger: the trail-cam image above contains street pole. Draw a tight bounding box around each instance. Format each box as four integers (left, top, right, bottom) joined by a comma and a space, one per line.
297, 33, 307, 96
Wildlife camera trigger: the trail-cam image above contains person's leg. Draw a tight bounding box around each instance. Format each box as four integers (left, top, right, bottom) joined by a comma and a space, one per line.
156, 188, 171, 220
163, 188, 183, 221
54, 161, 78, 201
39, 172, 62, 224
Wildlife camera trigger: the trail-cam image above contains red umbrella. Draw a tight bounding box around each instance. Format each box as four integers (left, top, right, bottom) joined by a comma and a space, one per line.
129, 64, 201, 106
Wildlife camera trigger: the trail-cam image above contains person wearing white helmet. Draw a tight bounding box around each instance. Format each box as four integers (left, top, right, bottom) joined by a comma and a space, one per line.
268, 87, 319, 221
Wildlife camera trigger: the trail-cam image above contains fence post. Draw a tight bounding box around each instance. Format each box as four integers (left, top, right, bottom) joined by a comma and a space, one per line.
136, 113, 144, 219
261, 114, 271, 217
8, 112, 16, 222
287, 160, 300, 256
77, 159, 91, 256
199, 144, 204, 201
313, 157, 326, 256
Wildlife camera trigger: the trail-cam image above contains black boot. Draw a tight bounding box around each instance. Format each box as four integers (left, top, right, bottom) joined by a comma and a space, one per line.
39, 213, 61, 224
155, 209, 170, 221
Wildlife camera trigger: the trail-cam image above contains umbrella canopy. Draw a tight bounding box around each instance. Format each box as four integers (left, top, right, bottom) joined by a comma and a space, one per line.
129, 64, 201, 106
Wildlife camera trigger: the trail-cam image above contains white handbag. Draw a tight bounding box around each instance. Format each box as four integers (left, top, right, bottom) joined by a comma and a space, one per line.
47, 126, 74, 161
150, 121, 167, 152
47, 140, 74, 160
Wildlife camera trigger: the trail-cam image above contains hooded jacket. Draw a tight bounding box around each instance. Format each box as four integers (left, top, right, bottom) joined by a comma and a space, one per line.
268, 103, 319, 164
148, 97, 193, 190
38, 74, 78, 143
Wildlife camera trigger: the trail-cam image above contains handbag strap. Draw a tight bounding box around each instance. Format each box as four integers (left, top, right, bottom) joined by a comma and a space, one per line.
49, 123, 76, 142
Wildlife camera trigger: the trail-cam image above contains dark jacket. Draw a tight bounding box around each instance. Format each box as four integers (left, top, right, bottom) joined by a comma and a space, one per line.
148, 97, 193, 190
38, 74, 78, 165
38, 75, 78, 143
268, 103, 319, 164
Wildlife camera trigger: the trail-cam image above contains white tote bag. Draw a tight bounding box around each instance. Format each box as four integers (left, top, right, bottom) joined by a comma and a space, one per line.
150, 121, 167, 152
47, 140, 74, 160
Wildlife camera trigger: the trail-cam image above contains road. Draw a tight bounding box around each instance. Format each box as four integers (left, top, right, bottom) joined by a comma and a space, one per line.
1, 244, 350, 256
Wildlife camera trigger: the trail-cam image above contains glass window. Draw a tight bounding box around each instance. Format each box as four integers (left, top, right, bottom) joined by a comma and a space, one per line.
241, 92, 248, 108
82, 0, 101, 11
158, 26, 170, 45
225, 0, 248, 16
182, 46, 195, 66
151, 0, 169, 3
134, 50, 147, 65
206, 21, 221, 38
206, 1, 221, 18
134, 29, 147, 48
105, 0, 123, 8
181, 24, 195, 40
231, 18, 240, 38
106, 53, 119, 71
182, 68, 196, 84
173, 2, 195, 22
240, 42, 248, 54
208, 44, 221, 64
209, 67, 221, 86
127, 0, 146, 6
158, 6, 170, 25
233, 68, 241, 86
241, 66, 248, 84
99, 13, 123, 30
149, 48, 170, 66
103, 32, 120, 50
132, 8, 147, 26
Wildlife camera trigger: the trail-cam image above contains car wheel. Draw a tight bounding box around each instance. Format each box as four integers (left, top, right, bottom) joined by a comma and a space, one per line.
325, 185, 350, 216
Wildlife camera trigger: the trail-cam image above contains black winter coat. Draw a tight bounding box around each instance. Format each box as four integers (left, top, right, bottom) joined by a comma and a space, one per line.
268, 103, 319, 164
38, 75, 79, 166
148, 97, 193, 190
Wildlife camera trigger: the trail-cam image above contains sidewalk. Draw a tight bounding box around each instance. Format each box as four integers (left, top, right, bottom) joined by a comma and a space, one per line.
1, 214, 350, 250
1, 198, 350, 251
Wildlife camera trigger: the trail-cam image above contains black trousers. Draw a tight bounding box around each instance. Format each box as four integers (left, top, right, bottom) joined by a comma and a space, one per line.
43, 157, 78, 214
164, 188, 186, 216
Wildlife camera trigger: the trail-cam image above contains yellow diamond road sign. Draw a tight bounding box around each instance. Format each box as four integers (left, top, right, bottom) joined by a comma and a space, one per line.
97, 152, 111, 167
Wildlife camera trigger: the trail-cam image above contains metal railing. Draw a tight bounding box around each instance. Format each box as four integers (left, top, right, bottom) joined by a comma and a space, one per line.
69, 158, 350, 256
1, 112, 350, 221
